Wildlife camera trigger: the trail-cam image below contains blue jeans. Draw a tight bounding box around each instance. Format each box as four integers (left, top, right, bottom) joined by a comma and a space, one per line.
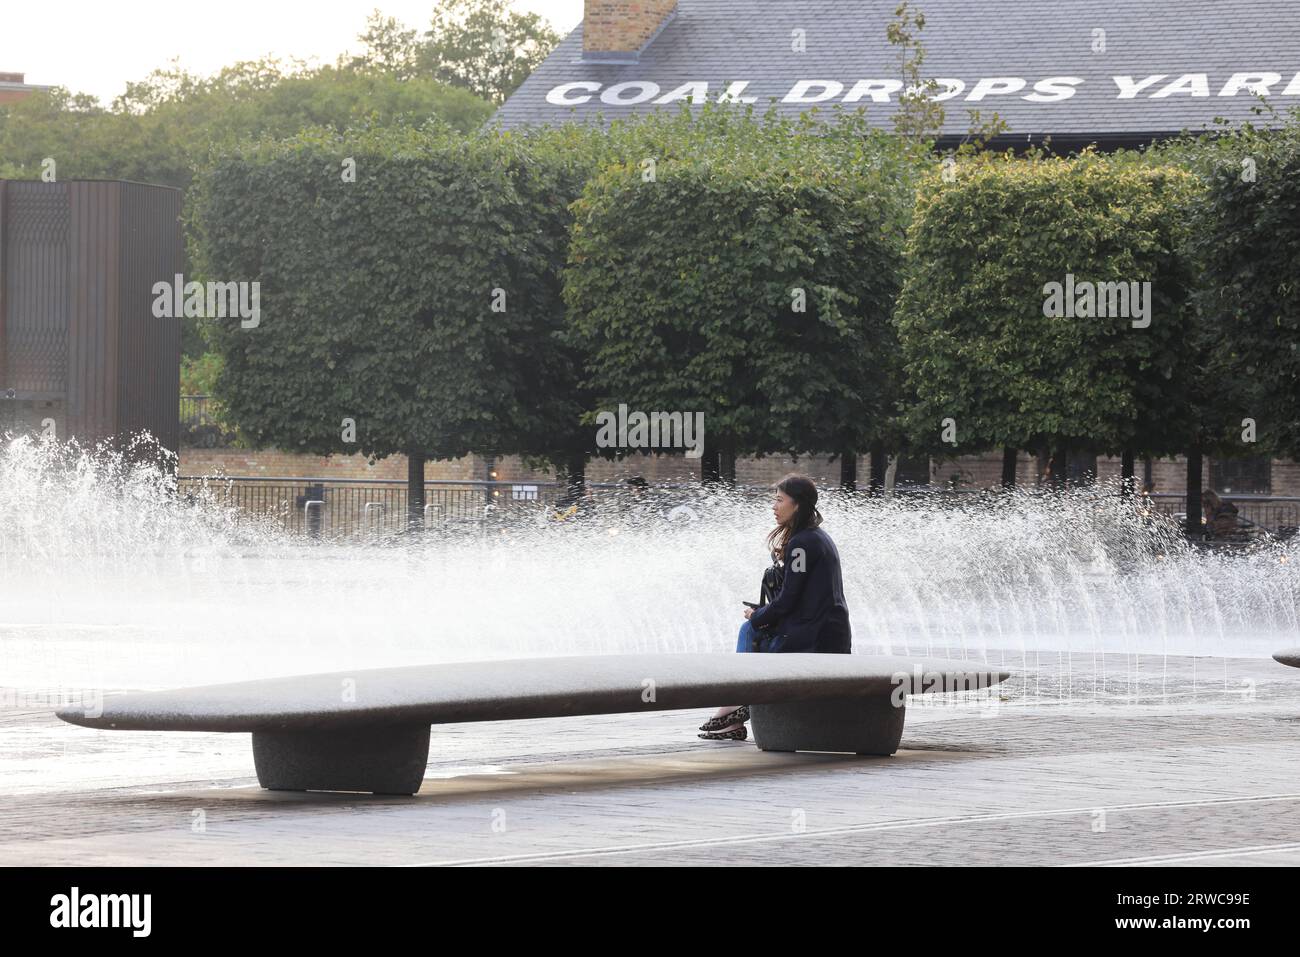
738, 619, 795, 653
737, 619, 760, 653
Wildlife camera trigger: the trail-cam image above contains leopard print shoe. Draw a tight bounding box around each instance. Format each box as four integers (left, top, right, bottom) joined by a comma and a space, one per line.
698, 705, 750, 732
697, 725, 748, 741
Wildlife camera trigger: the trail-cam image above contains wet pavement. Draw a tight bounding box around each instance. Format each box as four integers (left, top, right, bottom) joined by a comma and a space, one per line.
3, 650, 1299, 866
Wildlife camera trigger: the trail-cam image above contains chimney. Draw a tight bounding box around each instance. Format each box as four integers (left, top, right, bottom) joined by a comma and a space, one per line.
0, 72, 26, 84
583, 1, 678, 61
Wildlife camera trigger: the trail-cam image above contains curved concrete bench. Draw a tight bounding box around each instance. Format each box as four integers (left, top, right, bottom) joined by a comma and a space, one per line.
1273, 648, 1300, 669
56, 653, 1010, 795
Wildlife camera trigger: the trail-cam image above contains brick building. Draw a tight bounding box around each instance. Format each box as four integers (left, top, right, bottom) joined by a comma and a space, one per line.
494, 0, 1300, 149
0, 72, 48, 106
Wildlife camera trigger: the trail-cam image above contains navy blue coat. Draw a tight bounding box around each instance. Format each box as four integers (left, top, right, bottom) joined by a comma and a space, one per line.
748, 526, 852, 654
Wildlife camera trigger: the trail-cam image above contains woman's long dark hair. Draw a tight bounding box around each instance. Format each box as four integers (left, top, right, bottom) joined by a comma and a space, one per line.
766, 473, 823, 558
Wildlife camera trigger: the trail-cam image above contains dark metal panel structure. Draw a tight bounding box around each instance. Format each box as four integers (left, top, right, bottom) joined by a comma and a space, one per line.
0, 179, 182, 457
3, 181, 69, 395
118, 181, 182, 455
66, 180, 118, 442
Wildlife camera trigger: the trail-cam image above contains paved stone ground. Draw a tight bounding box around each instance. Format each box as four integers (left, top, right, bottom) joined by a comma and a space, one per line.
2, 651, 1299, 866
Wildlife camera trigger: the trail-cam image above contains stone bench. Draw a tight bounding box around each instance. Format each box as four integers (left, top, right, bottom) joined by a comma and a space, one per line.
1274, 648, 1300, 669
56, 653, 1011, 795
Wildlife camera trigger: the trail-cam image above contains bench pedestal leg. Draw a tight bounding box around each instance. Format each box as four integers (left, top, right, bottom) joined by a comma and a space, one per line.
252, 724, 431, 795
750, 695, 905, 755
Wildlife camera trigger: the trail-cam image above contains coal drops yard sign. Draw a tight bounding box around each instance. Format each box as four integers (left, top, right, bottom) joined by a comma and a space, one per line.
546, 72, 1300, 107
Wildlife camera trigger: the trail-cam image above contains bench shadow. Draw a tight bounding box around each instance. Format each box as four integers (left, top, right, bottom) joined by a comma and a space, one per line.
203, 744, 984, 805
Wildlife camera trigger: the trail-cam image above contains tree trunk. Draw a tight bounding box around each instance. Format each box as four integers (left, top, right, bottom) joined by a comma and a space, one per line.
840, 451, 857, 492
869, 441, 886, 495
1050, 444, 1068, 489
407, 450, 426, 531
700, 435, 721, 485
720, 440, 737, 486
1001, 447, 1018, 489
1186, 447, 1204, 537
565, 450, 586, 504
1080, 451, 1098, 484
1121, 449, 1136, 498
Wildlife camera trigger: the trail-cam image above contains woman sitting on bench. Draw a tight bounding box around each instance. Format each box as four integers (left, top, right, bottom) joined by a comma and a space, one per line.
699, 473, 853, 741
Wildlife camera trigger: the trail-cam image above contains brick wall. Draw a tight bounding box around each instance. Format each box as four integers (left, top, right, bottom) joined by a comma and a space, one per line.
1271, 462, 1300, 496
940, 452, 1300, 496
0, 72, 39, 105
178, 447, 1300, 497
180, 448, 487, 482
178, 448, 843, 487
931, 452, 1038, 488
583, 0, 677, 54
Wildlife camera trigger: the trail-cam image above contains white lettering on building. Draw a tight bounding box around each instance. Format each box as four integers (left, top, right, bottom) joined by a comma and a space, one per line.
543, 71, 1300, 108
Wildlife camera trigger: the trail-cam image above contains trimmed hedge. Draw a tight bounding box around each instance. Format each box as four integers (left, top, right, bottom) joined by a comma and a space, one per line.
560, 106, 920, 461
1181, 116, 1300, 458
895, 153, 1205, 458
189, 124, 576, 464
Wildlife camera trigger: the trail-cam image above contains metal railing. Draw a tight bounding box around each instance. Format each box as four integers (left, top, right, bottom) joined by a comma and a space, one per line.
176, 476, 579, 538
174, 473, 1300, 541
1146, 493, 1300, 534
179, 395, 237, 448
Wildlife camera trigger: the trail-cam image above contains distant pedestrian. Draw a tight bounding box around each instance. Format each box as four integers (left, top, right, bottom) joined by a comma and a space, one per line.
1202, 490, 1240, 536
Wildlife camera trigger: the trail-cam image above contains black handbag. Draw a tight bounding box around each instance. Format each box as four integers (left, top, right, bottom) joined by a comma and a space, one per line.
759, 559, 785, 611
751, 558, 785, 650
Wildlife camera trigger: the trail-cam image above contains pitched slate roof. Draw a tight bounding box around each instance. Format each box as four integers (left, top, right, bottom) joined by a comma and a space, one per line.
492, 0, 1300, 147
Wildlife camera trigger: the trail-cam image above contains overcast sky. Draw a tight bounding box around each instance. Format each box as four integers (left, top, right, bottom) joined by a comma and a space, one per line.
0, 1, 584, 105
